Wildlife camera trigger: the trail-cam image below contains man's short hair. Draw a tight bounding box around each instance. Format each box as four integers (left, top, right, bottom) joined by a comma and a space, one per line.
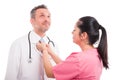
30, 4, 48, 18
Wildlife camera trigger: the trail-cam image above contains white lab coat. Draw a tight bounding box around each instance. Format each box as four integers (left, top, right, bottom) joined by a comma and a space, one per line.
5, 31, 59, 80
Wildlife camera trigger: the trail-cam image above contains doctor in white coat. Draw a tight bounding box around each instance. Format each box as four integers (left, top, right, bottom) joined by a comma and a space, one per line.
5, 4, 59, 80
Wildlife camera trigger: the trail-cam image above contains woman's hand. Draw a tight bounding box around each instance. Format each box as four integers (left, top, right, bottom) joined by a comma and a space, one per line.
36, 42, 54, 55
36, 41, 62, 64
36, 42, 47, 52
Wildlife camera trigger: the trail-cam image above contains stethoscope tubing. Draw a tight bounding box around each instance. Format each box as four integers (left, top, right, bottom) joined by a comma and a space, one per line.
28, 31, 32, 63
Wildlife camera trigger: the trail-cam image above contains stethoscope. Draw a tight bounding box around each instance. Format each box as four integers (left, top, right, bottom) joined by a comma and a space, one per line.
27, 31, 55, 63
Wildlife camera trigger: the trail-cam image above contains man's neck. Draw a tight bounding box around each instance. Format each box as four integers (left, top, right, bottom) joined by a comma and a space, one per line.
34, 30, 46, 38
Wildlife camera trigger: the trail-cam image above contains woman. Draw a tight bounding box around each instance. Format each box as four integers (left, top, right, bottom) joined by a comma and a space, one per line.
36, 16, 109, 80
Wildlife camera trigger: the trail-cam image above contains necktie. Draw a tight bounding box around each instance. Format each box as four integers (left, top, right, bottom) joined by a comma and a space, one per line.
40, 57, 44, 80
40, 38, 45, 43
39, 38, 45, 80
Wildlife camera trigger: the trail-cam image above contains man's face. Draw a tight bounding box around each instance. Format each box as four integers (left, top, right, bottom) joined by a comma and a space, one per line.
31, 8, 51, 33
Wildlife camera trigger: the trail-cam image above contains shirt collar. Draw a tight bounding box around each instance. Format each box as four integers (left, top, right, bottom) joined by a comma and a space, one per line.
29, 31, 48, 44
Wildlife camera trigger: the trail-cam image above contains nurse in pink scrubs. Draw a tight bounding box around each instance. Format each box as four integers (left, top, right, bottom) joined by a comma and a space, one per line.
36, 16, 109, 80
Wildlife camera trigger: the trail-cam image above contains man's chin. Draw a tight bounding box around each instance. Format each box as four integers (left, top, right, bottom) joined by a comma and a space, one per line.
44, 29, 49, 32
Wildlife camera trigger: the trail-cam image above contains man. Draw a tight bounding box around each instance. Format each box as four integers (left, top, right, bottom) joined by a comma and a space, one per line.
5, 4, 59, 80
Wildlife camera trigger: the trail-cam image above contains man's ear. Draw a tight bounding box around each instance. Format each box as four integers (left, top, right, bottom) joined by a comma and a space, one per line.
30, 18, 34, 24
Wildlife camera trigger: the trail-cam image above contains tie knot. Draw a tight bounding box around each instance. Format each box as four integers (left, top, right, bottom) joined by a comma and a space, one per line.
40, 38, 45, 43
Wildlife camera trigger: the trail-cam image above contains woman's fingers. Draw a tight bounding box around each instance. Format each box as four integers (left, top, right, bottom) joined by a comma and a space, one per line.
36, 42, 47, 52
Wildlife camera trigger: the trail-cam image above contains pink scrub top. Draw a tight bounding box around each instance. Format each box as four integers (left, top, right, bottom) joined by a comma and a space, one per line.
52, 49, 103, 80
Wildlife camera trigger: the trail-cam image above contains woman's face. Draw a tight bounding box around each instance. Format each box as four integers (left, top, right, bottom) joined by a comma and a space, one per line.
72, 25, 81, 44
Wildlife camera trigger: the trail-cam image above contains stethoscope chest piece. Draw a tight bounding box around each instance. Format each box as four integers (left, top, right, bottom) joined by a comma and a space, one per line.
27, 58, 32, 63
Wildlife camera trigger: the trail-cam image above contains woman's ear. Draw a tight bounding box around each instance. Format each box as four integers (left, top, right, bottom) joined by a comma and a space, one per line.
80, 32, 88, 40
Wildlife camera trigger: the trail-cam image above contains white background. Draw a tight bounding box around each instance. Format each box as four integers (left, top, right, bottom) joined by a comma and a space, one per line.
0, 0, 120, 80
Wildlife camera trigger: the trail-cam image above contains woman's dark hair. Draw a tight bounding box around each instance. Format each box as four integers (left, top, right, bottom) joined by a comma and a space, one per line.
77, 16, 109, 69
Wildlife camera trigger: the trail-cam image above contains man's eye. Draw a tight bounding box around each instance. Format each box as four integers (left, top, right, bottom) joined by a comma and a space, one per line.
40, 15, 44, 17
73, 30, 76, 32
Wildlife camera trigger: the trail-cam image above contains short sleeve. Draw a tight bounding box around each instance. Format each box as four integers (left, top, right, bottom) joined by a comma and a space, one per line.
52, 53, 79, 80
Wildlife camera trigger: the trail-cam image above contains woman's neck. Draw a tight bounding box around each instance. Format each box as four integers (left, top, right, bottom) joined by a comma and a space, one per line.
80, 44, 94, 51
